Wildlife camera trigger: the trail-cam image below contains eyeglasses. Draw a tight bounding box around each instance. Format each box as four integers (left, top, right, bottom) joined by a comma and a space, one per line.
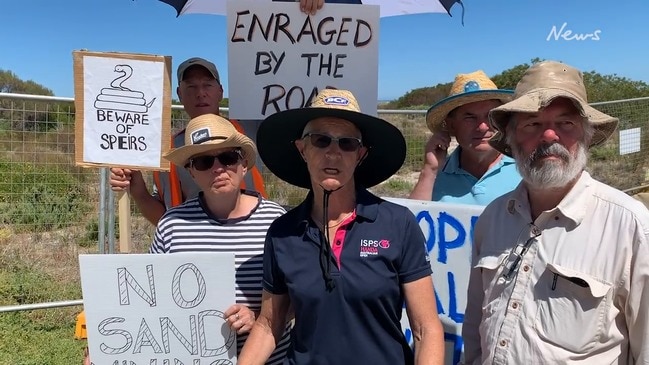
189, 150, 241, 171
302, 133, 363, 152
502, 224, 542, 281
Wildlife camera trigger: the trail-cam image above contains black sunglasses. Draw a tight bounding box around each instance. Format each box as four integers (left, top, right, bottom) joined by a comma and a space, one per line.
189, 150, 242, 171
502, 224, 542, 281
303, 133, 362, 152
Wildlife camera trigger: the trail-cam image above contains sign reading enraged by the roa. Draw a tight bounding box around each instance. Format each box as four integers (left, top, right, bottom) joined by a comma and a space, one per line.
79, 253, 237, 365
226, 0, 380, 119
73, 50, 172, 170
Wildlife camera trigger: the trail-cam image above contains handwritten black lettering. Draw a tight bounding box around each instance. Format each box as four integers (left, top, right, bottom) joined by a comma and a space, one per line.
300, 53, 318, 77
317, 17, 336, 45
296, 16, 317, 44
98, 317, 133, 355
336, 17, 352, 46
160, 316, 199, 355
171, 263, 207, 309
261, 84, 285, 115
318, 53, 333, 76
97, 110, 149, 125
333, 54, 346, 78
250, 12, 274, 42
285, 86, 306, 110
254, 51, 285, 75
117, 266, 156, 306
354, 19, 372, 47
100, 134, 147, 151
198, 310, 235, 357
261, 85, 323, 116
230, 12, 372, 47
132, 318, 163, 354
273, 13, 295, 44
231, 10, 251, 42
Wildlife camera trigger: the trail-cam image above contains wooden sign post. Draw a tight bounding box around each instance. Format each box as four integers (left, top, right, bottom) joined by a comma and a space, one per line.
73, 50, 172, 252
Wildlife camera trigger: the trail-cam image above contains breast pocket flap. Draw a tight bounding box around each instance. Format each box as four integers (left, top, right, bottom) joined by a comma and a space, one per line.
475, 253, 505, 270
547, 263, 612, 298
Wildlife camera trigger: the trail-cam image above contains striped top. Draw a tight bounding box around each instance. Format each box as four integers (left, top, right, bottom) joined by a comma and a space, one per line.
150, 190, 290, 365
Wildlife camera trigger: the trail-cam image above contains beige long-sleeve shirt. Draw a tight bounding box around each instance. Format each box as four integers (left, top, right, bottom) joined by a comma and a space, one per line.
462, 171, 649, 364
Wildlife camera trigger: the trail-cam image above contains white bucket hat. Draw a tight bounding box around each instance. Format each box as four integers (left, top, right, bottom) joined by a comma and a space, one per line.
488, 61, 619, 156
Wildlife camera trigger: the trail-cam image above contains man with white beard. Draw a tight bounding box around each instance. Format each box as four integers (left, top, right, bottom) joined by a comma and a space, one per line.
460, 60, 649, 364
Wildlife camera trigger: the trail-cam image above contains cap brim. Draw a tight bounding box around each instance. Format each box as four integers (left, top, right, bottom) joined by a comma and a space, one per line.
425, 90, 514, 134
257, 108, 406, 189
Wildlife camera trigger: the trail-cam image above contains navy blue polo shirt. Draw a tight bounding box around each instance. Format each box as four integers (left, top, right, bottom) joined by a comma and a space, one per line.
263, 188, 433, 365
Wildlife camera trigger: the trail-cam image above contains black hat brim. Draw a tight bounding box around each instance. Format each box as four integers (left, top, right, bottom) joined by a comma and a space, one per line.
257, 107, 406, 189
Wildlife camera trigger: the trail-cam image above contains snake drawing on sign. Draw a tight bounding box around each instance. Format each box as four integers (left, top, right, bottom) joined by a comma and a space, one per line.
94, 64, 156, 113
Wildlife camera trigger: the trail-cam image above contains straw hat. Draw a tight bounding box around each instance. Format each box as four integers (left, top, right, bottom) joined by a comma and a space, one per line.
488, 61, 619, 157
257, 89, 406, 189
163, 114, 256, 168
426, 70, 513, 134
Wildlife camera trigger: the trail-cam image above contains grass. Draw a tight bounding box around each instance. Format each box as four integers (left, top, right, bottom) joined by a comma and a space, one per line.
0, 233, 87, 364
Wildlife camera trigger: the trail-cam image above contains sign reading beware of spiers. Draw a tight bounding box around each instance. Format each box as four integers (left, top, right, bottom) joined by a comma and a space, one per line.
73, 50, 172, 170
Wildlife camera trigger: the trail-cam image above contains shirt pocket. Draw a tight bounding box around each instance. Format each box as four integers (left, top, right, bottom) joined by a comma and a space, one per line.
534, 263, 612, 353
474, 253, 508, 315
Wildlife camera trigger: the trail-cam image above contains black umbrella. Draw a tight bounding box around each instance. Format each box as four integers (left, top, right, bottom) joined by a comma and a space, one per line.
157, 0, 465, 22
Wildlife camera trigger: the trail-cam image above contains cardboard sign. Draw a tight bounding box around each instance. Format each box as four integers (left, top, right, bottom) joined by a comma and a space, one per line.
226, 0, 380, 119
73, 50, 172, 170
385, 197, 484, 365
80, 253, 237, 365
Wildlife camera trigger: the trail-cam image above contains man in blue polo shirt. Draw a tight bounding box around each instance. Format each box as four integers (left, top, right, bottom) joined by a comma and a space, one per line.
409, 70, 521, 205
239, 89, 445, 365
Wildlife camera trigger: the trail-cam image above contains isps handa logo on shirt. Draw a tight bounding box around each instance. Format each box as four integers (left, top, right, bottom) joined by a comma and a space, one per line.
359, 239, 390, 257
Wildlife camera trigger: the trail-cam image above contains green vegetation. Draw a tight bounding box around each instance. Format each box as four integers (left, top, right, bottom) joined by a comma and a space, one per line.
380, 58, 649, 110
0, 244, 85, 365
1, 59, 649, 364
0, 132, 92, 232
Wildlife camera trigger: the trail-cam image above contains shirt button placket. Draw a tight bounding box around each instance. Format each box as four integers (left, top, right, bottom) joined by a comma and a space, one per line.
494, 238, 539, 362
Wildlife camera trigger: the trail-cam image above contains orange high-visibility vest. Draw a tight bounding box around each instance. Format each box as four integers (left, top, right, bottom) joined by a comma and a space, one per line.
153, 119, 267, 208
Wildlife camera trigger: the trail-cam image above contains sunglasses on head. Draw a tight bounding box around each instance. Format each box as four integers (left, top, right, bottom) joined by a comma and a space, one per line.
302, 133, 363, 152
189, 150, 242, 171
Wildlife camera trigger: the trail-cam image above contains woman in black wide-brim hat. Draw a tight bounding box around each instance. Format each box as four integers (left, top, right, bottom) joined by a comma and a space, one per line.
239, 89, 445, 365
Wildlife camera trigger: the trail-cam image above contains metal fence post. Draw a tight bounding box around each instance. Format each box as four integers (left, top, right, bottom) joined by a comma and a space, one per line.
107, 187, 116, 254
98, 167, 108, 254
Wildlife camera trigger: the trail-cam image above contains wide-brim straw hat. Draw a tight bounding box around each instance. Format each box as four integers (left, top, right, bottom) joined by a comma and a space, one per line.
163, 114, 257, 168
426, 70, 514, 134
257, 89, 406, 189
488, 61, 619, 157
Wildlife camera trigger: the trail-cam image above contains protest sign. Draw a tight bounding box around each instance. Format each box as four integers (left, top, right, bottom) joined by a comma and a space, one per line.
73, 50, 171, 170
80, 253, 237, 365
385, 197, 484, 365
226, 0, 379, 119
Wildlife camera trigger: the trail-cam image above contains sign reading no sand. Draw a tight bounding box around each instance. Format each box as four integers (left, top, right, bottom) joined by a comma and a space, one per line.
80, 253, 237, 365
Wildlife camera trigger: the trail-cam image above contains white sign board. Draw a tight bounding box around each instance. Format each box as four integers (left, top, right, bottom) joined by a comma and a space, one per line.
385, 197, 484, 365
619, 127, 641, 155
80, 253, 237, 365
73, 51, 172, 170
227, 0, 380, 119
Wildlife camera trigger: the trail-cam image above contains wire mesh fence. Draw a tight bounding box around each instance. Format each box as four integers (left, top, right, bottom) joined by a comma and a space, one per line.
1, 92, 648, 247
0, 93, 648, 354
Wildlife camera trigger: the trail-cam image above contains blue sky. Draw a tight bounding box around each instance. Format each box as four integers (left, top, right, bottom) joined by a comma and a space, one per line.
4, 0, 648, 101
